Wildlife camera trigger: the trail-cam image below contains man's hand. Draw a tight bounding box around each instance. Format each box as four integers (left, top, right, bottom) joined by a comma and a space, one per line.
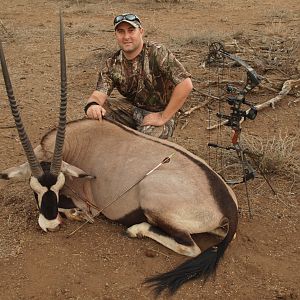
86, 104, 106, 120
142, 112, 167, 127
85, 91, 108, 120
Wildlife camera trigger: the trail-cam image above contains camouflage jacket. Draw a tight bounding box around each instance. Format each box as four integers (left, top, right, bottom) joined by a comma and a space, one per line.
96, 41, 191, 112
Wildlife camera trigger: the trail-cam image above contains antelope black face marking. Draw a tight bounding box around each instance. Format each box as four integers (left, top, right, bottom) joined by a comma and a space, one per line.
30, 172, 66, 232
41, 190, 59, 220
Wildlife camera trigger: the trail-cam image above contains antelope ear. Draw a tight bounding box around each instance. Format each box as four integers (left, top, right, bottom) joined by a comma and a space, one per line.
0, 162, 31, 180
61, 161, 95, 179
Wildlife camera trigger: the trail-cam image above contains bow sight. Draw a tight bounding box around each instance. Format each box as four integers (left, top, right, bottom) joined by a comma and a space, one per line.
207, 42, 262, 131
215, 83, 258, 184
217, 85, 258, 130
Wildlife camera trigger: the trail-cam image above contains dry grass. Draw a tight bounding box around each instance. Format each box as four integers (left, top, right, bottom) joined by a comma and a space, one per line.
263, 8, 294, 38
265, 8, 293, 21
264, 20, 290, 37
210, 131, 300, 193
241, 132, 300, 180
154, 0, 180, 2
171, 30, 231, 47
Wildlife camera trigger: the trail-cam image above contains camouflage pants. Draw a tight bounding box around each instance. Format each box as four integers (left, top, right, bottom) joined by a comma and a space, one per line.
104, 98, 177, 139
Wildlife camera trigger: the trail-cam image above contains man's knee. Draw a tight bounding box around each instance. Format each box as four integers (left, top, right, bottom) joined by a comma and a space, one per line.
104, 100, 176, 139
104, 98, 136, 128
138, 120, 175, 139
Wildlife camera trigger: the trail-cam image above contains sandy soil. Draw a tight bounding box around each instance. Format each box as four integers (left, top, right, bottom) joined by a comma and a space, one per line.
0, 0, 299, 299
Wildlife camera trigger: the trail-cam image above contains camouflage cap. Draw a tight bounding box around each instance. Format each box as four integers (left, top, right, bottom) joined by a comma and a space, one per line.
114, 13, 142, 30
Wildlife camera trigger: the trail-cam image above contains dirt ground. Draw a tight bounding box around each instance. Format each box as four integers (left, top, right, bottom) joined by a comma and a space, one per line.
0, 0, 299, 299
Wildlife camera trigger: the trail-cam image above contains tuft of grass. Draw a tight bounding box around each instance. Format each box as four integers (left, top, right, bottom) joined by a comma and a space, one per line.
265, 8, 292, 21
213, 132, 299, 192
153, 0, 181, 3
241, 132, 300, 180
264, 20, 289, 37
171, 31, 229, 47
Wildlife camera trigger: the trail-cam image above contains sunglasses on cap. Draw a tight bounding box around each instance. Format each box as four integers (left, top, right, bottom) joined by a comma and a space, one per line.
113, 13, 141, 26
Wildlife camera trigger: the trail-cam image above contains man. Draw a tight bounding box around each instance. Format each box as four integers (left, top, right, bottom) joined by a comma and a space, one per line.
85, 13, 193, 139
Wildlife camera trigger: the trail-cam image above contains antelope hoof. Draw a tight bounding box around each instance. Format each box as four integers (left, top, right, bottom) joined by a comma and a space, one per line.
126, 222, 151, 239
60, 208, 94, 223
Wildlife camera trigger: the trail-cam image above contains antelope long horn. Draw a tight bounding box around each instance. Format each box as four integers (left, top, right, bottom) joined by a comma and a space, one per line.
50, 11, 67, 176
0, 41, 44, 178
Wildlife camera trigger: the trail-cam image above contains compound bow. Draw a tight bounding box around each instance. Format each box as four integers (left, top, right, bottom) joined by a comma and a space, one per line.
205, 42, 275, 216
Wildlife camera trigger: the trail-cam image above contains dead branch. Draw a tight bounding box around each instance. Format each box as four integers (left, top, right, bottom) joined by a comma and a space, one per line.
0, 125, 15, 129
184, 104, 205, 116
0, 19, 9, 33
180, 119, 189, 130
259, 84, 279, 93
254, 78, 300, 110
193, 79, 244, 88
193, 88, 220, 100
183, 98, 212, 116
289, 97, 300, 105
207, 78, 300, 130
91, 46, 107, 51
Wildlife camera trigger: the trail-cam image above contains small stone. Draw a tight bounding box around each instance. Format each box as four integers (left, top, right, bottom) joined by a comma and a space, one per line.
145, 249, 157, 258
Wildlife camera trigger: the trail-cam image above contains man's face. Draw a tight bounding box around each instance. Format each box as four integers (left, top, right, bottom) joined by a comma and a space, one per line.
115, 22, 144, 55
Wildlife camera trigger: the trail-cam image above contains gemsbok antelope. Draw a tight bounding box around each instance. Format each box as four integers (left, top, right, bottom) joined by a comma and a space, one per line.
0, 14, 238, 296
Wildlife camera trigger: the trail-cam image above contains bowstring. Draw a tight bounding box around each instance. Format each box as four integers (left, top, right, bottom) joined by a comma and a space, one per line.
217, 52, 226, 175
207, 47, 212, 166
207, 44, 225, 173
